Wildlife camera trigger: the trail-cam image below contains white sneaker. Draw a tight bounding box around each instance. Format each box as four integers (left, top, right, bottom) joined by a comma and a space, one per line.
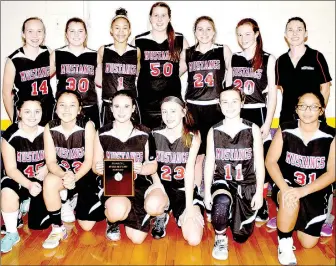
278, 237, 297, 265
212, 234, 228, 260
61, 200, 76, 223
42, 225, 68, 249
106, 221, 121, 241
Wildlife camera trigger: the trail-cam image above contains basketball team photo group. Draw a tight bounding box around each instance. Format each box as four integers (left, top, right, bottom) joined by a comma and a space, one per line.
0, 1, 335, 265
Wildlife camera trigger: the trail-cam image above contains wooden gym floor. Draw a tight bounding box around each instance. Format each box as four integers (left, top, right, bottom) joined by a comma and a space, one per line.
1, 197, 335, 265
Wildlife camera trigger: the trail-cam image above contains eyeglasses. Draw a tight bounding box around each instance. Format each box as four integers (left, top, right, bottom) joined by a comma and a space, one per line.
296, 104, 322, 111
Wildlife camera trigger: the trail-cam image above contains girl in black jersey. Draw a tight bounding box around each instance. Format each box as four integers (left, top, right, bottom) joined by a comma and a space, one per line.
96, 8, 140, 126
233, 18, 277, 223
132, 2, 189, 129
265, 91, 335, 265
204, 87, 264, 260
1, 98, 49, 253
42, 90, 104, 249
182, 16, 233, 195
93, 90, 167, 244
50, 17, 100, 129
150, 96, 205, 244
2, 17, 55, 126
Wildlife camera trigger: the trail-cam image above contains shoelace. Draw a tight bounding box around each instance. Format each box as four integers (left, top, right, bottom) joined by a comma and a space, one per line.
154, 215, 166, 231
108, 224, 119, 234
215, 239, 227, 251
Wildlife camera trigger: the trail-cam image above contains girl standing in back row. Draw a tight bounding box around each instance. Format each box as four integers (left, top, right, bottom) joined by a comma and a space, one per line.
132, 1, 189, 129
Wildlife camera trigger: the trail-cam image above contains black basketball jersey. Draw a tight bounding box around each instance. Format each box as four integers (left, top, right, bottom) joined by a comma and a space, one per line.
8, 46, 54, 105
213, 119, 256, 184
98, 123, 156, 181
135, 31, 184, 112
55, 46, 98, 106
102, 43, 137, 100
2, 123, 45, 179
153, 129, 192, 189
49, 116, 89, 173
279, 121, 335, 189
186, 44, 225, 101
232, 51, 270, 104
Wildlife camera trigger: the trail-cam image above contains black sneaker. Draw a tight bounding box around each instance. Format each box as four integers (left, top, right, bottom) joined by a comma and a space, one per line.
106, 221, 121, 241
256, 199, 269, 222
1, 215, 24, 235
151, 213, 169, 239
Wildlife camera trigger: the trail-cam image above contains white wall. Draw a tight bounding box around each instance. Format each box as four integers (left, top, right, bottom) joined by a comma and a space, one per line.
1, 1, 335, 123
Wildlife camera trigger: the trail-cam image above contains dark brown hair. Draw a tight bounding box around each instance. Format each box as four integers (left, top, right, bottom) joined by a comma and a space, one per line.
111, 7, 131, 29
161, 96, 197, 148
286, 17, 307, 31
65, 17, 88, 47
150, 2, 179, 62
236, 18, 263, 71
220, 85, 246, 102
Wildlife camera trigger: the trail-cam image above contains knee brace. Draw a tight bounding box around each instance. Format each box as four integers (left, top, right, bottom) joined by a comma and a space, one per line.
211, 194, 231, 232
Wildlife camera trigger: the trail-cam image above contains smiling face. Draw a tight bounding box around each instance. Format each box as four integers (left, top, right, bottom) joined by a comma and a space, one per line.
66, 21, 87, 47
161, 101, 185, 129
111, 95, 135, 123
285, 20, 307, 47
22, 19, 45, 47
56, 92, 81, 123
236, 23, 258, 50
296, 93, 324, 124
18, 100, 42, 127
195, 19, 215, 45
150, 6, 170, 33
111, 17, 131, 44
219, 90, 243, 119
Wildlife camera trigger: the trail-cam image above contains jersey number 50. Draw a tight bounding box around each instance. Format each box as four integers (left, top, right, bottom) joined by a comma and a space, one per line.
150, 62, 173, 77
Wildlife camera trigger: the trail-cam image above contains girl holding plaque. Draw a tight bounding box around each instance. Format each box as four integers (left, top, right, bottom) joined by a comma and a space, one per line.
150, 96, 205, 244
93, 90, 168, 244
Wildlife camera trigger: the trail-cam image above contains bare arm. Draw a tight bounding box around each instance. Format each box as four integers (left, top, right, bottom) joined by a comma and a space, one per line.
179, 37, 190, 77
320, 82, 331, 106
204, 128, 215, 197
139, 140, 158, 176
262, 54, 277, 137
44, 124, 66, 178
136, 47, 141, 76
265, 128, 289, 191
184, 132, 201, 209
50, 50, 56, 78
2, 58, 16, 121
92, 131, 104, 175
74, 121, 95, 182
1, 139, 31, 189
252, 123, 265, 193
223, 45, 233, 87
95, 46, 104, 87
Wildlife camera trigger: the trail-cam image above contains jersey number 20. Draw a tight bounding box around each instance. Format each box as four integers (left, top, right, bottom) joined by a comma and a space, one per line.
233, 79, 255, 95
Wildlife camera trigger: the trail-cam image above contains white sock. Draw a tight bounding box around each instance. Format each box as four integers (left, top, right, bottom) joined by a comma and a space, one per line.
2, 210, 19, 233
325, 194, 334, 224
60, 189, 68, 201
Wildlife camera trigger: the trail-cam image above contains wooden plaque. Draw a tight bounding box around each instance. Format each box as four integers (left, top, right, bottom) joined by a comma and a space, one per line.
103, 159, 134, 197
